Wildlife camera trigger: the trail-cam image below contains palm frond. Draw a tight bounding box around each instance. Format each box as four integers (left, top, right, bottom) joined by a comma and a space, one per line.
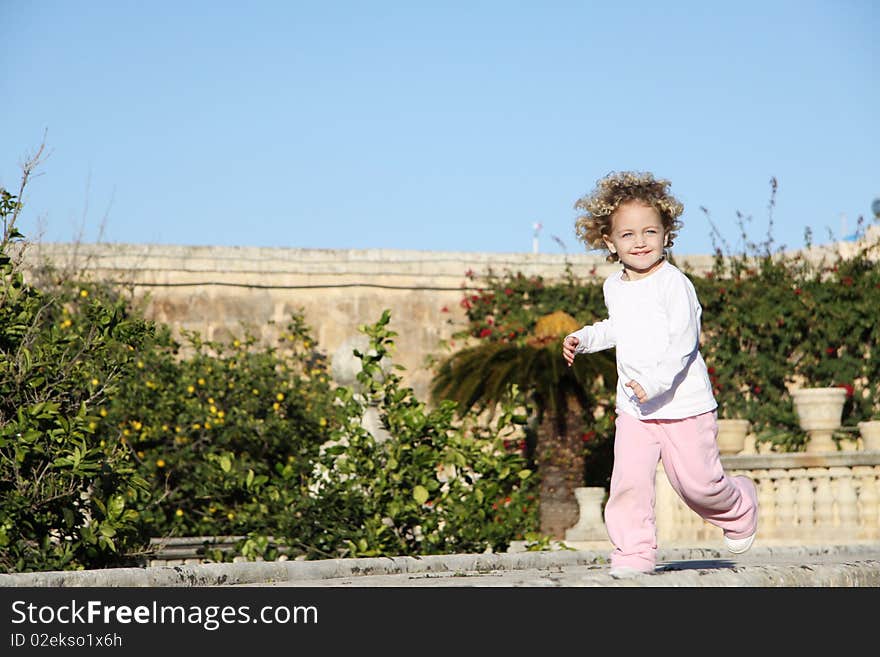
431, 339, 616, 419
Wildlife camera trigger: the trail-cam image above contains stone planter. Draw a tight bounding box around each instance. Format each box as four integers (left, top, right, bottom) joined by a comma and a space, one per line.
791, 387, 847, 453
716, 419, 750, 455
564, 487, 607, 542
858, 420, 880, 451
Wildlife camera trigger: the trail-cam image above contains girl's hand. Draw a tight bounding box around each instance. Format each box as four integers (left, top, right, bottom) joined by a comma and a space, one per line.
625, 380, 648, 403
562, 335, 579, 367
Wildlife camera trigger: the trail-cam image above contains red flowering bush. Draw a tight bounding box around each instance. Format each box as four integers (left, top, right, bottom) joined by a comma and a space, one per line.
690, 220, 880, 450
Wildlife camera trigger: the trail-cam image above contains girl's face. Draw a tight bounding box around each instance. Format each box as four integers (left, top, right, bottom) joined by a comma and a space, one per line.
603, 201, 668, 280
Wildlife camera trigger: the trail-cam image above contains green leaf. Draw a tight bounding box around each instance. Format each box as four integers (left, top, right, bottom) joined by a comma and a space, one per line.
412, 485, 429, 505
107, 495, 125, 519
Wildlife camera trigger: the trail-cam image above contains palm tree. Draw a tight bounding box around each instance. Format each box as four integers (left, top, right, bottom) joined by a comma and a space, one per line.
431, 311, 616, 539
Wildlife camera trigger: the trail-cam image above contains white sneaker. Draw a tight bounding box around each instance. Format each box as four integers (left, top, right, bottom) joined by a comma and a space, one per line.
609, 566, 650, 579
724, 532, 756, 554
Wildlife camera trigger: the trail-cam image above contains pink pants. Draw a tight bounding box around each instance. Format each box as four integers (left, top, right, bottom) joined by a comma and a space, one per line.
604, 410, 758, 572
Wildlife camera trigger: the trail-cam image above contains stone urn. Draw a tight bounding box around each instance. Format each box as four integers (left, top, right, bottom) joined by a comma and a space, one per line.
564, 487, 607, 542
716, 418, 750, 455
858, 420, 880, 451
791, 387, 847, 453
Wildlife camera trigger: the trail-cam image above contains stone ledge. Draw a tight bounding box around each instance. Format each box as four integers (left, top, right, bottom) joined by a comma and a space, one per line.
4, 544, 879, 588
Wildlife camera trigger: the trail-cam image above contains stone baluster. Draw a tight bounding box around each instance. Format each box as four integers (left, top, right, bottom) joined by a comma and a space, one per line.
830, 466, 859, 537
676, 487, 695, 542
874, 466, 880, 535
792, 468, 814, 535
853, 466, 879, 540
873, 466, 880, 535
812, 468, 834, 539
694, 502, 711, 543
755, 470, 775, 540
771, 469, 796, 541
655, 463, 678, 543
679, 473, 702, 541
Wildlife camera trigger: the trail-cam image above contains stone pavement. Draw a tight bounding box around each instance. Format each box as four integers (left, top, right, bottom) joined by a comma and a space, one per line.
2, 543, 879, 587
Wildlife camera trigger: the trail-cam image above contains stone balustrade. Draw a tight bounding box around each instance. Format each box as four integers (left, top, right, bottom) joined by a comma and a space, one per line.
656, 451, 880, 546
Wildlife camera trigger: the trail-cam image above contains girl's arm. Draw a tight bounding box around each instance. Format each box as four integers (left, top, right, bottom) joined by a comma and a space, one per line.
567, 319, 616, 354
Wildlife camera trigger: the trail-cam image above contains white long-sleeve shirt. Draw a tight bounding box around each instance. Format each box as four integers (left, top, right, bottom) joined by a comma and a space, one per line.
566, 260, 716, 420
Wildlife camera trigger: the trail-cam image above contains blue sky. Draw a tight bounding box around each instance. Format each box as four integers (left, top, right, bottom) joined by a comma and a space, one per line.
2, 1, 877, 257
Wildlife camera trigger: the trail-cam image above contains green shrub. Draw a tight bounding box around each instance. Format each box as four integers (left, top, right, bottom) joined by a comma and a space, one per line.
283, 310, 538, 558
94, 307, 538, 561
1, 191, 156, 572
97, 312, 341, 545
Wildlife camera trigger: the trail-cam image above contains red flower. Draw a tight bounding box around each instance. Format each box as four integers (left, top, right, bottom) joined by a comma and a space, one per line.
479, 327, 492, 338
581, 431, 596, 442
504, 287, 514, 296
464, 268, 474, 279
440, 306, 449, 313
841, 276, 854, 286
825, 347, 836, 355
753, 385, 762, 394
794, 288, 802, 295
707, 366, 716, 375
837, 383, 854, 398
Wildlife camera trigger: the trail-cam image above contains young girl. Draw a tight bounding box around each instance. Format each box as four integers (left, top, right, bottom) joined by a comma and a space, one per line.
562, 171, 758, 578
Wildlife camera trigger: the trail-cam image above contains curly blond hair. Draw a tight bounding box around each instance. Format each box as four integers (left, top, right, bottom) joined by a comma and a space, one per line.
574, 171, 684, 262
